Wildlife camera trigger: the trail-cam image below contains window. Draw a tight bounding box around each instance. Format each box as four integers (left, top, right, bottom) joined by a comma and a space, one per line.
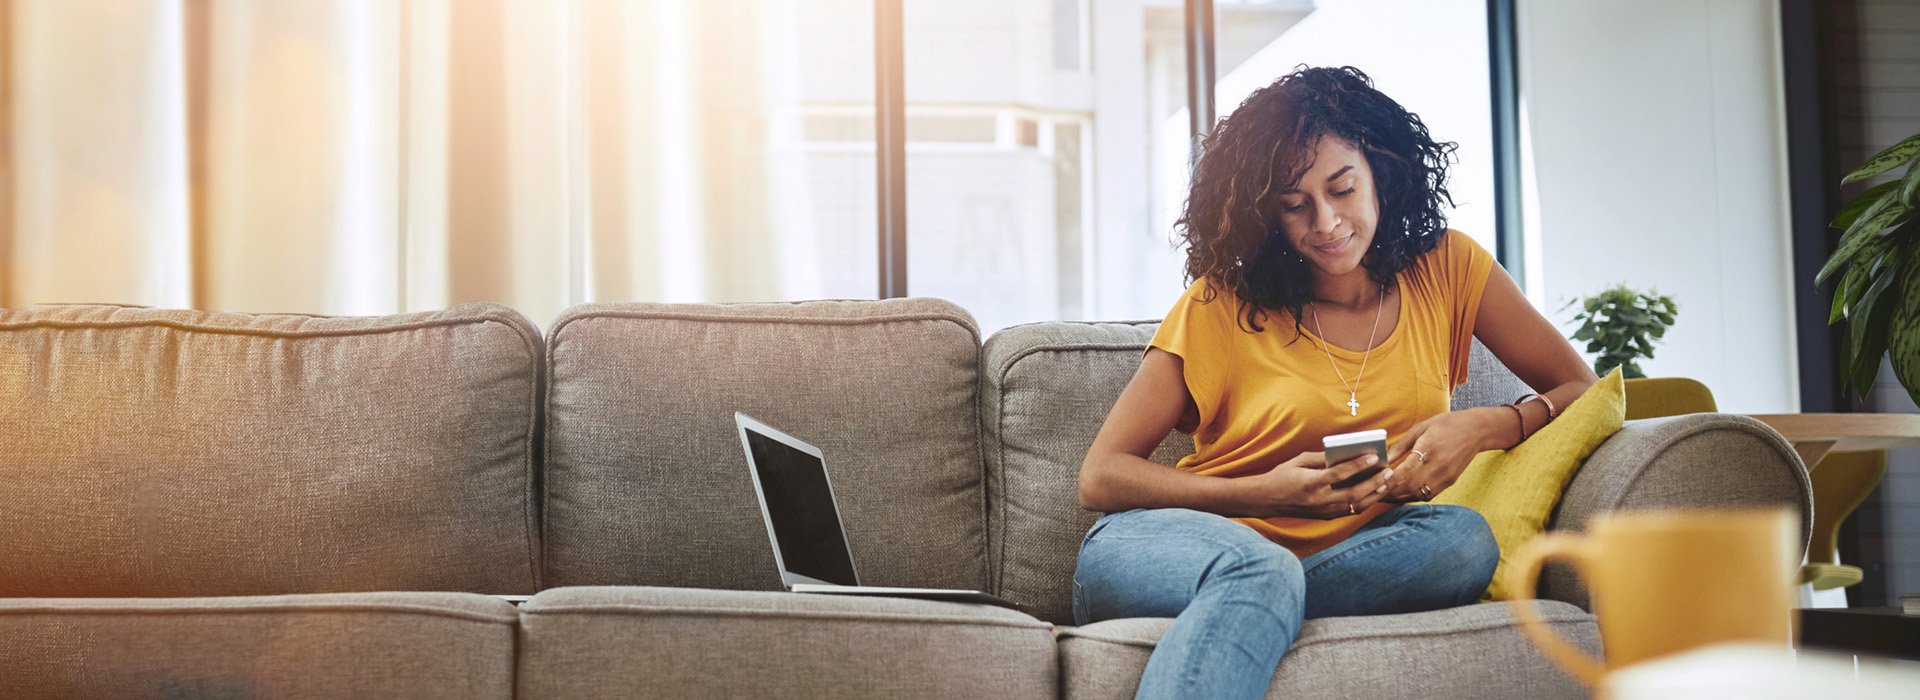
901, 0, 1192, 333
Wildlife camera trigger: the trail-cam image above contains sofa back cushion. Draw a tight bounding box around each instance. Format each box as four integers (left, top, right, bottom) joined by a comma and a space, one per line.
983, 324, 1529, 623
0, 303, 542, 596
981, 322, 1193, 623
1452, 337, 1530, 410
541, 299, 988, 592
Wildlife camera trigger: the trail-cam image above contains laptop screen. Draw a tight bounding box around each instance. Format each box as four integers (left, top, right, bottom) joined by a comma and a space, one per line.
744, 428, 859, 586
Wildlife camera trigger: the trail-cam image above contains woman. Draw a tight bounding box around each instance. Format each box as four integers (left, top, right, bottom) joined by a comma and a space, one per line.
1074, 66, 1597, 698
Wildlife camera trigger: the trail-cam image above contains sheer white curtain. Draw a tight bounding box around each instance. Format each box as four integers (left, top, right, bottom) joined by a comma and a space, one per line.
0, 0, 869, 324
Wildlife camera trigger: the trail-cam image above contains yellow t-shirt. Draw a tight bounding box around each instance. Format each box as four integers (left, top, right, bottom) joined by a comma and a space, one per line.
1148, 229, 1497, 557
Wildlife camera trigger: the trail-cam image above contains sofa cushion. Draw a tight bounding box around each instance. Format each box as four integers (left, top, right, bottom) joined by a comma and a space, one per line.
517, 586, 1056, 698
0, 592, 518, 699
1057, 601, 1599, 699
979, 321, 1192, 624
0, 303, 542, 596
542, 299, 987, 591
1451, 336, 1532, 411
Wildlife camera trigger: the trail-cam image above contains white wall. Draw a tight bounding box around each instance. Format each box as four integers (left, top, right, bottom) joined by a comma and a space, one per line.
1519, 0, 1799, 412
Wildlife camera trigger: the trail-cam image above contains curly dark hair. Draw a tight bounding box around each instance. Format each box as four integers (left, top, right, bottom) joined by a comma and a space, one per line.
1175, 65, 1457, 335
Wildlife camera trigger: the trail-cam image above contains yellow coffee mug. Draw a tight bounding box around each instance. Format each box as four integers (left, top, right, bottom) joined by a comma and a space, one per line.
1506, 508, 1799, 686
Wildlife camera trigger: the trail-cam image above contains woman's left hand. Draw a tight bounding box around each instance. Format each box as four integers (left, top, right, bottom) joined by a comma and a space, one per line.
1381, 409, 1503, 502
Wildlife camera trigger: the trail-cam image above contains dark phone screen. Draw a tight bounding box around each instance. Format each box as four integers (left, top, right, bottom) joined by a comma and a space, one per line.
1331, 464, 1386, 489
1325, 439, 1389, 489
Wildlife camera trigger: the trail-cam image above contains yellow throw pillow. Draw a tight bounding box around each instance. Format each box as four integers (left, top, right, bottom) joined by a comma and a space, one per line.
1432, 369, 1626, 600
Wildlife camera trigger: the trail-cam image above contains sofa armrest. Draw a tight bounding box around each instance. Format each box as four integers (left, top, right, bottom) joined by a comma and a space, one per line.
1538, 414, 1812, 609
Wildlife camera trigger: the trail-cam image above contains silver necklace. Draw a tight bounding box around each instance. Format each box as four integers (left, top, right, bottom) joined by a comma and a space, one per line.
1309, 285, 1387, 417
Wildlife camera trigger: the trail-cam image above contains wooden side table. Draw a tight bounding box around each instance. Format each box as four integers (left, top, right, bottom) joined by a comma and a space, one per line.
1744, 413, 1920, 471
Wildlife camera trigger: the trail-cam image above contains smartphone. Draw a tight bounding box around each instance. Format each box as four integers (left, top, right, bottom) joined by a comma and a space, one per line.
1323, 429, 1389, 489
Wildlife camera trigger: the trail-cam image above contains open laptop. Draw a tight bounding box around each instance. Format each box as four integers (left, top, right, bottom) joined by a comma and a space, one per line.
734, 412, 1019, 610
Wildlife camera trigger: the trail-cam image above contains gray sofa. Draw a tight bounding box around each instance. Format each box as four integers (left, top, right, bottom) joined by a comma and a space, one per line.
0, 298, 1811, 698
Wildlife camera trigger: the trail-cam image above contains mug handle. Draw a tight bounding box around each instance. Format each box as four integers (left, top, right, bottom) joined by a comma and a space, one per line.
1506, 532, 1607, 687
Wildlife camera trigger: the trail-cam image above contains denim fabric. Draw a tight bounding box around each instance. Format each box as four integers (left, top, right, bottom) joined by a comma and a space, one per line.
1072, 505, 1498, 699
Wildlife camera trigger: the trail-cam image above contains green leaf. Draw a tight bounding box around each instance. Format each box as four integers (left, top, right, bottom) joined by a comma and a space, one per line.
1830, 270, 1852, 324
1840, 243, 1904, 397
1851, 260, 1898, 354
1843, 196, 1907, 250
1847, 277, 1899, 398
1572, 325, 1595, 341
1903, 154, 1920, 206
1832, 233, 1899, 323
1888, 248, 1920, 409
1819, 203, 1910, 284
1834, 180, 1901, 231
1843, 132, 1920, 184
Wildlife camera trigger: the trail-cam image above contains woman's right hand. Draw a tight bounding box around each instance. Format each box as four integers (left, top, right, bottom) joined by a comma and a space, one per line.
1241, 450, 1393, 520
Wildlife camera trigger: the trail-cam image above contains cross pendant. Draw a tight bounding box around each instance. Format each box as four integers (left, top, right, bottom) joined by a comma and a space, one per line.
1347, 395, 1360, 416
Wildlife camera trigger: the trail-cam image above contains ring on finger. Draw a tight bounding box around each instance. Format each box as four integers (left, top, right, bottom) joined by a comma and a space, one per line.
1348, 501, 1356, 515
1420, 484, 1433, 500
1412, 450, 1429, 462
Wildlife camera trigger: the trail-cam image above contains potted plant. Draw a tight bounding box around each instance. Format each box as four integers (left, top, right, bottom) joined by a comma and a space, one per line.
1563, 284, 1677, 379
1817, 131, 1920, 406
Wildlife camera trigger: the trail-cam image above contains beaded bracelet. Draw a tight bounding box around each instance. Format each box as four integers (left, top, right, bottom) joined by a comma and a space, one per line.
1502, 403, 1529, 448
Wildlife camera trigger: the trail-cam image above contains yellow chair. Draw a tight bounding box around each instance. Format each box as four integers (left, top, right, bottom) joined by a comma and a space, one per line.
1623, 377, 1717, 419
1626, 377, 1887, 591
1802, 451, 1887, 590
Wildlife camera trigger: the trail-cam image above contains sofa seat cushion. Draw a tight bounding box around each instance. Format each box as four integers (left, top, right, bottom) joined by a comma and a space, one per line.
0, 303, 543, 596
542, 300, 987, 592
518, 586, 1057, 699
0, 592, 518, 699
1057, 601, 1598, 699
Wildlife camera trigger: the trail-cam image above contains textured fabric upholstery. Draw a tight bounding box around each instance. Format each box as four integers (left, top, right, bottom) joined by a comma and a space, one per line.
517, 586, 1057, 699
541, 299, 989, 592
980, 321, 1192, 624
1451, 336, 1532, 410
1541, 414, 1812, 609
0, 593, 517, 699
1058, 601, 1599, 699
0, 296, 1819, 696
0, 303, 542, 596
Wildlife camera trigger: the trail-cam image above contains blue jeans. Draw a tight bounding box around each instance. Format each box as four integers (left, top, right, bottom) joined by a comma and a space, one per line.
1071, 505, 1498, 700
